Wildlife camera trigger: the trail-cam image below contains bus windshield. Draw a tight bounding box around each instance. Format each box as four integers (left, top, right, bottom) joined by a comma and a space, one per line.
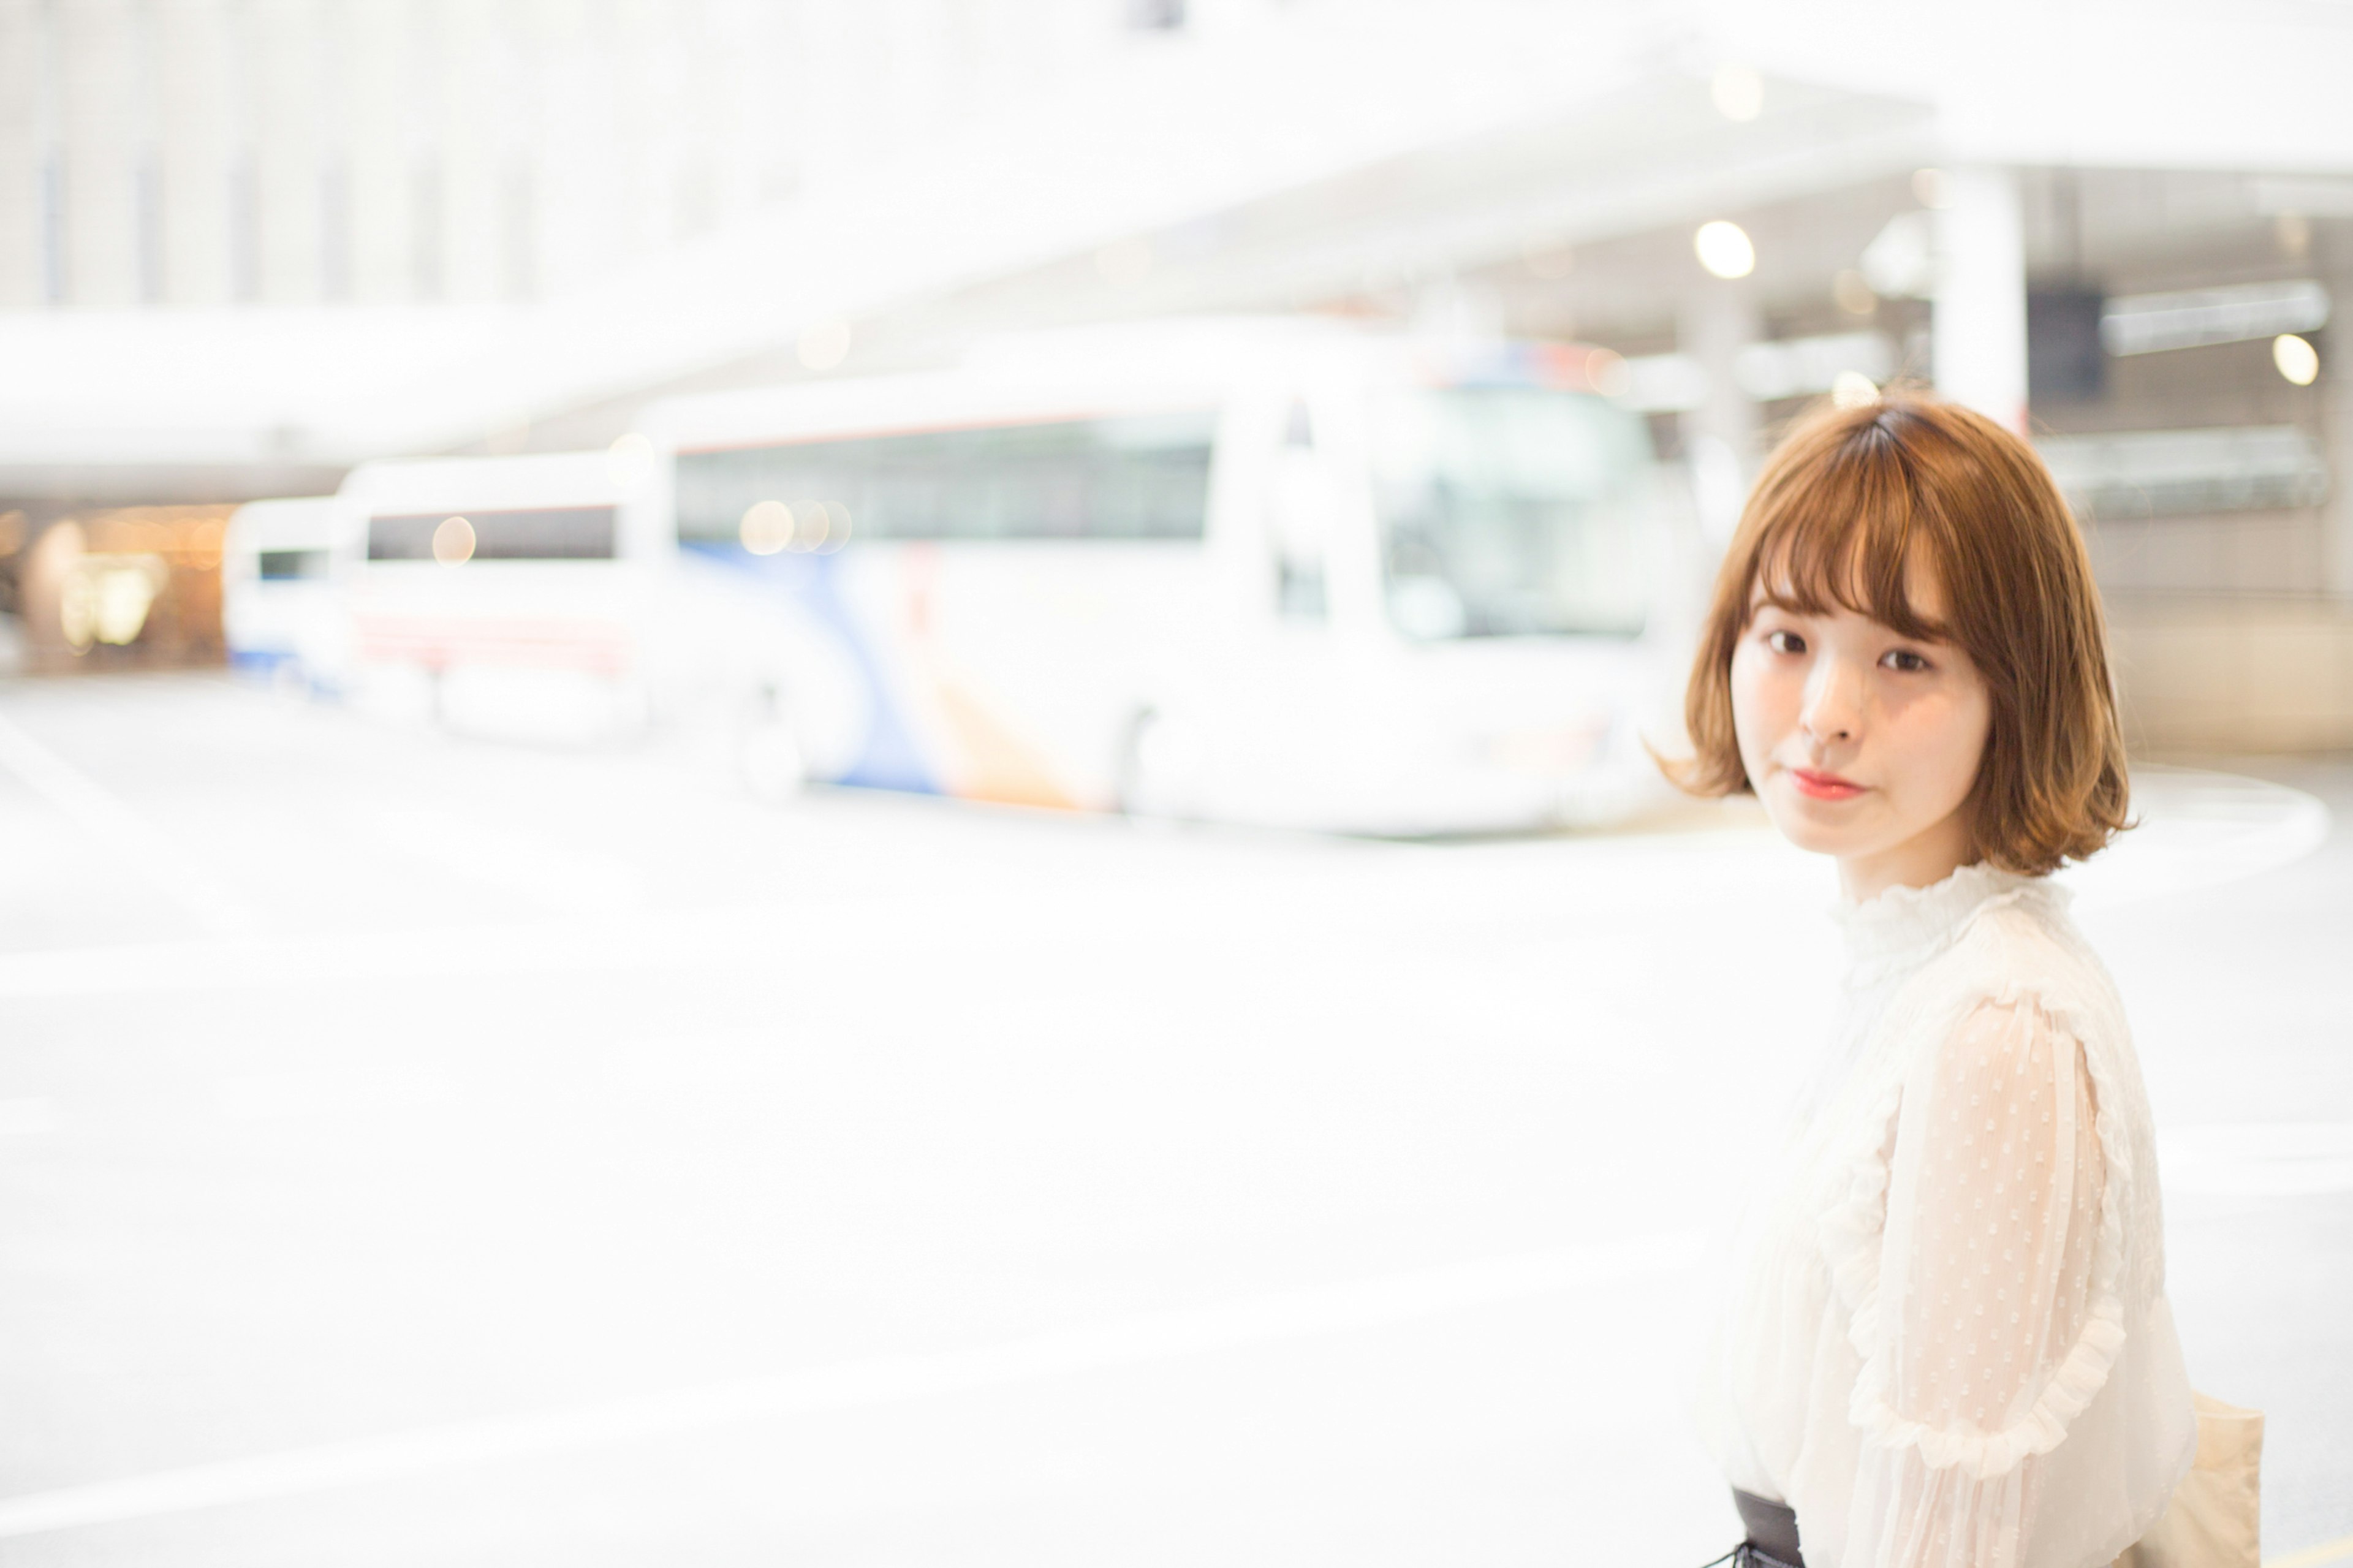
1371, 385, 1655, 640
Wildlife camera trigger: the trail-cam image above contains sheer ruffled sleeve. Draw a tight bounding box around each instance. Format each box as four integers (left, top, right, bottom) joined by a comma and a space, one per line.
1843, 996, 2118, 1568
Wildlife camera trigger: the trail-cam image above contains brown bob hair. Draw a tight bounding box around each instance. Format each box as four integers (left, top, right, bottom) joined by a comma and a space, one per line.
1665, 390, 2129, 876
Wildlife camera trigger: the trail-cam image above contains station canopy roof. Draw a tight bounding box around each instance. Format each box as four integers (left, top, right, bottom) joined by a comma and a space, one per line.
1, 0, 2346, 498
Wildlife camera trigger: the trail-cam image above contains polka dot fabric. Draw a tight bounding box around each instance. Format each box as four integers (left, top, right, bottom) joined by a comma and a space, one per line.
1692, 866, 2198, 1568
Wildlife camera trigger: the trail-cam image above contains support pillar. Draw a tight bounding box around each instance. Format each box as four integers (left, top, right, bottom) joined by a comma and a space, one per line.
0, 0, 42, 307
435, 0, 502, 304
156, 0, 234, 305
347, 0, 415, 303
59, 0, 142, 306
254, 0, 322, 303
2324, 253, 2353, 600
1680, 279, 1761, 542
1933, 165, 2029, 433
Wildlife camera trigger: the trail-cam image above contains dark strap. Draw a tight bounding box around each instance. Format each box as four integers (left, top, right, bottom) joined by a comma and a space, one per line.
1732, 1488, 1805, 1568
1694, 1546, 1802, 1568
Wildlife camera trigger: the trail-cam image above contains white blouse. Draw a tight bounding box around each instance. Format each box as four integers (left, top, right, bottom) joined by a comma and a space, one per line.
1692, 864, 2197, 1568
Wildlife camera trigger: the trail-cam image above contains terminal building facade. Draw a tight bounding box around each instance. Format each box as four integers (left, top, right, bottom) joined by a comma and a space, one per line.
0, 0, 2347, 751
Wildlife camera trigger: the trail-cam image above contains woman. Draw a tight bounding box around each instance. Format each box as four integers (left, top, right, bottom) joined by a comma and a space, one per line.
1668, 393, 2197, 1568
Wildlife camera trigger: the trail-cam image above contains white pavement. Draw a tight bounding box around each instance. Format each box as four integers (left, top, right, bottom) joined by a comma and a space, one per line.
0, 674, 2344, 1566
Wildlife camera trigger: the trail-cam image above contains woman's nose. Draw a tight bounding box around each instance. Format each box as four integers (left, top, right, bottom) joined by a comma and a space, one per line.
1800, 660, 1863, 744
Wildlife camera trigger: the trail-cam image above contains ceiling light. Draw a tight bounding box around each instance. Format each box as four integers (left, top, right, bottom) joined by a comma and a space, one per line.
2274, 334, 2320, 385
1694, 221, 1754, 280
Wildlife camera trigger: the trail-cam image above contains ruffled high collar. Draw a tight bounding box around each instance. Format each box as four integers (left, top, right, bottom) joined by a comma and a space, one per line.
1832, 862, 2051, 985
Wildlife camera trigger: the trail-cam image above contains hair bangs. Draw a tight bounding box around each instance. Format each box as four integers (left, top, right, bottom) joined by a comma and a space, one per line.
1746, 426, 1953, 645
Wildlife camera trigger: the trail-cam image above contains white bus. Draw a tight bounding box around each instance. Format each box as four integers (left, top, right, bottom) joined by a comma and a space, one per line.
638, 319, 1693, 834
327, 450, 667, 744
222, 496, 343, 689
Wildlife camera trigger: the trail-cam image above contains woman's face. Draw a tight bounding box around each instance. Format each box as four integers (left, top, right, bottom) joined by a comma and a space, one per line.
1728, 561, 1993, 899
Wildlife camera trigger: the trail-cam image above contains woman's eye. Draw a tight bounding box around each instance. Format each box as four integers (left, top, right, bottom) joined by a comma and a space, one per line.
1765, 631, 1805, 655
1882, 648, 1932, 673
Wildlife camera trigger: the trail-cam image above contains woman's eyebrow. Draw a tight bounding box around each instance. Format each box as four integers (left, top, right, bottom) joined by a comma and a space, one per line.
1747, 591, 1956, 642
1882, 615, 1958, 643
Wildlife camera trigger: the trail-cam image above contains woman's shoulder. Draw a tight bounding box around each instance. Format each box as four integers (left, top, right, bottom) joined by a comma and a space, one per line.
1900, 879, 2164, 1191
1908, 876, 2128, 1053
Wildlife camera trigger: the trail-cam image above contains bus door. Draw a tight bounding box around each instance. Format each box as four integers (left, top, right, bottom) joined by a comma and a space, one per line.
1210, 393, 1395, 824
1268, 400, 1336, 629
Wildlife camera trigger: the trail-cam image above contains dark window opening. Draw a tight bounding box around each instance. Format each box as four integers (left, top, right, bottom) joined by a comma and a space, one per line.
2029, 289, 2107, 406
368, 506, 617, 561
674, 411, 1217, 546
1127, 0, 1187, 30
257, 548, 329, 580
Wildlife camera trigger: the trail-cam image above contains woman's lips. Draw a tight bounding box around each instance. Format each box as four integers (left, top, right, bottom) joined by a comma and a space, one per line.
1787, 767, 1867, 801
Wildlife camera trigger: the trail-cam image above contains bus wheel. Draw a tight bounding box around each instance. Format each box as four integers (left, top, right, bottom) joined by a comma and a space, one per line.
737, 688, 807, 804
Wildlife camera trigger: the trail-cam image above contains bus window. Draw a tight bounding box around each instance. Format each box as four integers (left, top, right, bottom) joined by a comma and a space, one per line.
257, 549, 329, 580
368, 506, 618, 561
1372, 387, 1653, 640
674, 409, 1217, 547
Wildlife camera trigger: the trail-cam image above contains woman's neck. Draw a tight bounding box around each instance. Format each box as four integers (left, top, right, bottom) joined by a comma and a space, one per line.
1836, 808, 1975, 903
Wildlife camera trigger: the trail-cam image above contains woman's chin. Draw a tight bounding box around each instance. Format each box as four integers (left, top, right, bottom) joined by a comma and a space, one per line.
1761, 798, 1878, 858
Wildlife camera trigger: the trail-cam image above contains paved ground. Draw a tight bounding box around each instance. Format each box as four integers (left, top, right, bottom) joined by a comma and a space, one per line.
0, 673, 2344, 1567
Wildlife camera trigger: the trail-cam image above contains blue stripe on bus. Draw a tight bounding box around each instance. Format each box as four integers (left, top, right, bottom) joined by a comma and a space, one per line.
683, 543, 940, 795
228, 648, 295, 673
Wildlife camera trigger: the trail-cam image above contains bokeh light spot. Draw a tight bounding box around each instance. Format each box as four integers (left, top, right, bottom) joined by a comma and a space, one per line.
1830, 371, 1880, 409
2274, 334, 2320, 386
1694, 221, 1755, 280
432, 516, 476, 566
740, 500, 794, 555
817, 501, 852, 554
788, 499, 828, 551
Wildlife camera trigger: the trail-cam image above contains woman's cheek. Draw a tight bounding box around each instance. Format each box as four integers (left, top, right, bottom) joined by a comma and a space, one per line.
1727, 646, 1779, 771
1917, 687, 1990, 811
1955, 689, 1995, 806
